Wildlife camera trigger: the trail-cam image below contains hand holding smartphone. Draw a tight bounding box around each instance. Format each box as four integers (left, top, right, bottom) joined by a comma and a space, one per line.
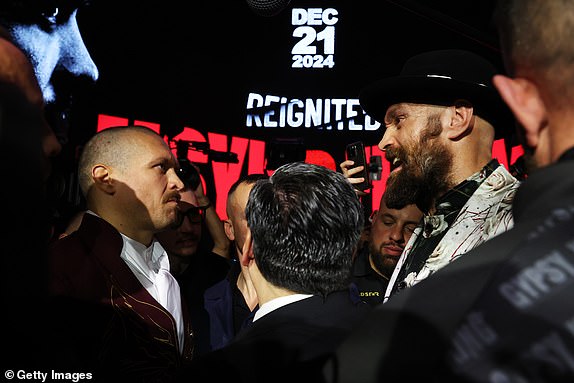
345, 141, 371, 191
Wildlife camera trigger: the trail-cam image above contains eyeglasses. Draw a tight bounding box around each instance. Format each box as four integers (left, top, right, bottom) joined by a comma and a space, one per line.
175, 206, 206, 227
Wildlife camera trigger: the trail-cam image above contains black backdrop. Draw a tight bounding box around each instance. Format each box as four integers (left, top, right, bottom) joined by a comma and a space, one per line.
52, 0, 506, 219
73, 0, 502, 148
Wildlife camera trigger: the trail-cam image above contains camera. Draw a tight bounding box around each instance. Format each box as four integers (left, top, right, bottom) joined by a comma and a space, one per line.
177, 159, 201, 190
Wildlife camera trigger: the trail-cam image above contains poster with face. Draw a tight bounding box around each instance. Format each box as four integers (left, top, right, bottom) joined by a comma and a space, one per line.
1, 0, 516, 220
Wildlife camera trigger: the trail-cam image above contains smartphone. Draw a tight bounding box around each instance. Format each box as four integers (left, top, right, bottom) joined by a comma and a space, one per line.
345, 141, 371, 191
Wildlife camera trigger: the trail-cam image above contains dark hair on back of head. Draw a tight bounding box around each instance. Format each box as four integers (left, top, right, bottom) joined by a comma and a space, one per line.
245, 162, 364, 296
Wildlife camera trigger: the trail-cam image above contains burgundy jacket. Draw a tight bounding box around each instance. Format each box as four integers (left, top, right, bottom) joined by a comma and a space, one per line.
48, 213, 194, 382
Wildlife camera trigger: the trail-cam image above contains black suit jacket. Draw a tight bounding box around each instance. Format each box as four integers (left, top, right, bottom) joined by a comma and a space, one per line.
324, 157, 574, 383
47, 213, 194, 382
181, 290, 371, 382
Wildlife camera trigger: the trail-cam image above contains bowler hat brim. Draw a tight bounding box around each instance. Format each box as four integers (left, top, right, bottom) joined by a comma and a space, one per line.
359, 68, 515, 140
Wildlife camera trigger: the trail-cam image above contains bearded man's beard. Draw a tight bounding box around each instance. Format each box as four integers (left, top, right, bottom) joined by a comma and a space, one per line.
384, 115, 453, 213
369, 242, 396, 279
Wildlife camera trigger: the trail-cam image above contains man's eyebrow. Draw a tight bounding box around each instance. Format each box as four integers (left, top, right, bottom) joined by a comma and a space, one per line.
146, 154, 174, 168
384, 106, 402, 124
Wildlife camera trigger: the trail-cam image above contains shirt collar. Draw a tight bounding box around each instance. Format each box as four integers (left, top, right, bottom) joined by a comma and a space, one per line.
253, 294, 313, 322
120, 234, 169, 283
423, 159, 500, 238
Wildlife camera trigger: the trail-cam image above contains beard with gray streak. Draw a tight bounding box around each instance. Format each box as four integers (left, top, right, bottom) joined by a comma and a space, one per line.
384, 115, 453, 213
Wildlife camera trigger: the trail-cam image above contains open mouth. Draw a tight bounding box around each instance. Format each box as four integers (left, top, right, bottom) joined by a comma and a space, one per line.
390, 156, 403, 173
167, 195, 181, 206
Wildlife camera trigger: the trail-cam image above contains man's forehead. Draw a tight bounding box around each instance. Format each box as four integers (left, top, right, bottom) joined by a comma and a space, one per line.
380, 204, 422, 221
386, 102, 424, 115
385, 102, 443, 123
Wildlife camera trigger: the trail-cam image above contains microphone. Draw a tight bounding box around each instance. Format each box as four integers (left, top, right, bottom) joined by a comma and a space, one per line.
246, 0, 292, 17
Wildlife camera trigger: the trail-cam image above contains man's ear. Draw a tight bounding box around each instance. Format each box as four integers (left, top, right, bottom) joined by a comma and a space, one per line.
224, 219, 235, 241
446, 101, 474, 140
493, 74, 547, 149
240, 230, 254, 267
92, 164, 115, 195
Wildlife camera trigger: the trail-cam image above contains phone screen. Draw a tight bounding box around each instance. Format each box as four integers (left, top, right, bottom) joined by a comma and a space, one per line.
345, 141, 371, 191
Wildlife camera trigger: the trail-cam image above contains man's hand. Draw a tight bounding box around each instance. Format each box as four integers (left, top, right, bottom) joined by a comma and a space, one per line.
340, 160, 369, 197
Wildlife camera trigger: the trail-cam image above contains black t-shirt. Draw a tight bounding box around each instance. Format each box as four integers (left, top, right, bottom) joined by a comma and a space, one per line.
351, 246, 389, 306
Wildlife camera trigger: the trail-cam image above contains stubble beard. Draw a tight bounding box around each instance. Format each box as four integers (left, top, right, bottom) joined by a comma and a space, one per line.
369, 241, 397, 279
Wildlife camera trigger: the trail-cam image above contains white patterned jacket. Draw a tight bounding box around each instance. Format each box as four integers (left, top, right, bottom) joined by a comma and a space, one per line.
384, 164, 520, 302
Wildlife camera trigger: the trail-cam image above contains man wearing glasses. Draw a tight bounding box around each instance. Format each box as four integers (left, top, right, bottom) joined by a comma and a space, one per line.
156, 162, 231, 355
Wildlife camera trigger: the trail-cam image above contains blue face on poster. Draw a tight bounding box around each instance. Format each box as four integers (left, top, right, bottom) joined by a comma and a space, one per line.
0, 0, 98, 104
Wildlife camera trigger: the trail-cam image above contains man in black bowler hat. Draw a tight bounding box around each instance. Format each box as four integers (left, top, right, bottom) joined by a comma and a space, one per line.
347, 49, 519, 302
320, 2, 574, 381
345, 49, 520, 302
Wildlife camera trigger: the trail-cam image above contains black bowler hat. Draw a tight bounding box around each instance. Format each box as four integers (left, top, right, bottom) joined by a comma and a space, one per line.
359, 49, 514, 139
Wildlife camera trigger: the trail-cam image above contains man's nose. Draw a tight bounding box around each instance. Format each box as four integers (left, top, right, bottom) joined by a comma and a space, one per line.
58, 14, 99, 82
378, 129, 397, 152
